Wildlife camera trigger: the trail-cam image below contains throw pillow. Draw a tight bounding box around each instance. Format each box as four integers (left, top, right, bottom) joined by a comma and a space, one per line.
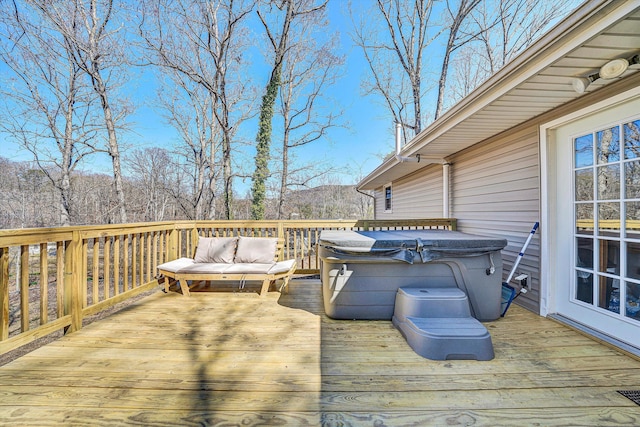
207, 237, 238, 263
234, 236, 277, 264
194, 237, 214, 263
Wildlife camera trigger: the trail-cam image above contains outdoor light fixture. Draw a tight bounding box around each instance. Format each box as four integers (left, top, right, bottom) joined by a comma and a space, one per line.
600, 58, 630, 79
572, 72, 600, 94
572, 53, 640, 94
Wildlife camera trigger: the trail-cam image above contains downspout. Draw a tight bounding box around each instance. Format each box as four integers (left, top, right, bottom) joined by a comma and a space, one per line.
355, 187, 376, 218
443, 162, 451, 218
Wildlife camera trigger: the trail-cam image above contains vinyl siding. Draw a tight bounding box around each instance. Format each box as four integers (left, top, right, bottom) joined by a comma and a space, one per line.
449, 126, 541, 312
374, 164, 443, 219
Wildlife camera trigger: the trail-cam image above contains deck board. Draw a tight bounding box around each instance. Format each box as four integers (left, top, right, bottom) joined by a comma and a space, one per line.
1, 279, 639, 426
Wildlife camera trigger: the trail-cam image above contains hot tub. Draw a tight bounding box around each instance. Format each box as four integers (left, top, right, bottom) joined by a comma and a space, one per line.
318, 229, 508, 321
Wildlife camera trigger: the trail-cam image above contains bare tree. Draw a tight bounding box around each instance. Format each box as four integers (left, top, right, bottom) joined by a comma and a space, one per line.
27, 0, 133, 224
74, 0, 130, 223
352, 0, 439, 138
479, 0, 573, 73
275, 12, 344, 219
127, 147, 175, 222
355, 0, 579, 133
0, 158, 58, 228
139, 0, 256, 220
445, 0, 576, 103
154, 75, 219, 220
434, 0, 482, 120
0, 1, 98, 226
448, 43, 489, 103
250, 0, 329, 220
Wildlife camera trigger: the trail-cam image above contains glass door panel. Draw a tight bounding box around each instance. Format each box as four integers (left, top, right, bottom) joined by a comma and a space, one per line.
573, 118, 640, 325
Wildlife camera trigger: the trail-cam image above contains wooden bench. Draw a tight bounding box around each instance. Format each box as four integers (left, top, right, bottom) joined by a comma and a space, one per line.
157, 236, 296, 296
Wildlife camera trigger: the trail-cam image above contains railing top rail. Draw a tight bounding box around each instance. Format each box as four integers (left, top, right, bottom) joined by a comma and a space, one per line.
0, 221, 181, 236
0, 230, 75, 247
0, 221, 198, 245
0, 218, 458, 246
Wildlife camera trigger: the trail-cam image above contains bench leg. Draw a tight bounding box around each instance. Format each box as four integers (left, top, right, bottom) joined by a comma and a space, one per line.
163, 276, 170, 293
280, 276, 291, 294
260, 279, 271, 296
179, 279, 191, 297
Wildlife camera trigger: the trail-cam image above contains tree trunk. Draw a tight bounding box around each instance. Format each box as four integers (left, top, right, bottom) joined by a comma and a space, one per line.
251, 68, 281, 220
435, 32, 454, 120
277, 111, 290, 220
59, 93, 76, 227
250, 0, 294, 220
82, 0, 127, 223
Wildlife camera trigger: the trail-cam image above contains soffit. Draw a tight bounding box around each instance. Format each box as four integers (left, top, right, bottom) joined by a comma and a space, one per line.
358, 1, 640, 191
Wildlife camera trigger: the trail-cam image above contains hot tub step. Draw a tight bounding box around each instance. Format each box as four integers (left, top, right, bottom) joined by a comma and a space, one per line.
393, 287, 472, 322
394, 316, 494, 361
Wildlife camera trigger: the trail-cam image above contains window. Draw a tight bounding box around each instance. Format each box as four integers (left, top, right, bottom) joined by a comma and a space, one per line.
384, 184, 392, 212
573, 118, 640, 322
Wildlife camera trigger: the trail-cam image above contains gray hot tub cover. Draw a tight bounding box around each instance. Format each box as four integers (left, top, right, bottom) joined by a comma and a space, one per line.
318, 230, 508, 263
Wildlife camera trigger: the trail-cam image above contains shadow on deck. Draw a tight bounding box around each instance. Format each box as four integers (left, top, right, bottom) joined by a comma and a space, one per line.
0, 278, 639, 426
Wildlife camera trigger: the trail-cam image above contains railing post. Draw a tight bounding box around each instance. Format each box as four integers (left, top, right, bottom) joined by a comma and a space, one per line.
168, 226, 179, 261
191, 227, 199, 258
64, 231, 83, 333
0, 247, 9, 341
277, 221, 286, 260
277, 221, 284, 240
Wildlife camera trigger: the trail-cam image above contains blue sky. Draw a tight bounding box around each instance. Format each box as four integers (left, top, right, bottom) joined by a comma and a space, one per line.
0, 1, 395, 193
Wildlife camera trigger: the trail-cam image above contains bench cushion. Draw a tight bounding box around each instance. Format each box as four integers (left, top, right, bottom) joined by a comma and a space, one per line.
234, 236, 277, 264
224, 263, 275, 274
174, 263, 231, 274
268, 259, 296, 275
194, 237, 238, 263
157, 257, 195, 273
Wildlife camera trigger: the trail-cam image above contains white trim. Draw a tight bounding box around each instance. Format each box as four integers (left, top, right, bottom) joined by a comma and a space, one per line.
540, 128, 551, 316
540, 85, 640, 317
442, 163, 451, 218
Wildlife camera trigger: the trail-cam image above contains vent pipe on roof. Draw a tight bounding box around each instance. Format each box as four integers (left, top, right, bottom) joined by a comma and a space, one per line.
395, 122, 420, 163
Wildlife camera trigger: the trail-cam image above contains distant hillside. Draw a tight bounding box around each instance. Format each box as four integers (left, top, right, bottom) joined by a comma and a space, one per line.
0, 156, 373, 229
284, 185, 373, 220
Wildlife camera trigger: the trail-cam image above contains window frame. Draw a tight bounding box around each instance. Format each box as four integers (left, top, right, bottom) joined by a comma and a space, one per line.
384, 183, 392, 212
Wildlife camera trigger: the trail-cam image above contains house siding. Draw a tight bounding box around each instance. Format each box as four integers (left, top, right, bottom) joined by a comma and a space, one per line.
374, 164, 443, 219
449, 127, 541, 312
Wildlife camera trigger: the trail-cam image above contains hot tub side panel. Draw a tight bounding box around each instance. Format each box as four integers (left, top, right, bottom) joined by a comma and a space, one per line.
321, 252, 503, 321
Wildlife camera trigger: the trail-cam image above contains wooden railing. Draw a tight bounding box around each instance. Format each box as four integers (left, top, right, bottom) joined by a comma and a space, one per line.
576, 219, 640, 232
0, 218, 455, 354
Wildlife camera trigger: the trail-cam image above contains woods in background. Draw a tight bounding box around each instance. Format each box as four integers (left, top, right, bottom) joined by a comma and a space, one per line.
0, 154, 372, 229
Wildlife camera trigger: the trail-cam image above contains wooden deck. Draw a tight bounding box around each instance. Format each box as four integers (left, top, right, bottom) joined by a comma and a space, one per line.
0, 279, 639, 426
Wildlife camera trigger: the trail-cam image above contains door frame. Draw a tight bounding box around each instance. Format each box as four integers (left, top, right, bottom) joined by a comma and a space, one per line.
540, 86, 640, 348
